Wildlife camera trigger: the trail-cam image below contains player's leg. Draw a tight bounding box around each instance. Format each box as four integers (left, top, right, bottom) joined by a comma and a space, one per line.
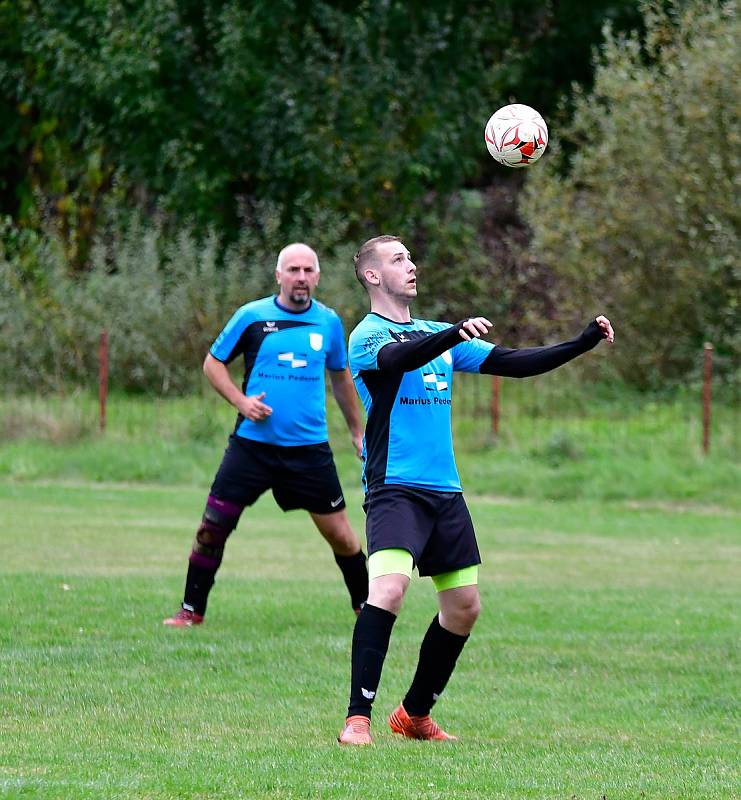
389, 492, 481, 740
163, 494, 245, 626
273, 442, 368, 613
338, 486, 432, 745
309, 509, 368, 613
436, 577, 481, 635
182, 496, 245, 614
389, 572, 480, 741
163, 437, 268, 626
339, 550, 412, 745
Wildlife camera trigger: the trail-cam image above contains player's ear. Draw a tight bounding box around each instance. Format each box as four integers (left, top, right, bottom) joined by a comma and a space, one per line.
275, 268, 281, 284
364, 268, 380, 286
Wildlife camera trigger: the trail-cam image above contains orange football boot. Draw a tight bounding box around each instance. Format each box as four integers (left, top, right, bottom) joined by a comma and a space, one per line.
338, 715, 373, 745
387, 703, 457, 741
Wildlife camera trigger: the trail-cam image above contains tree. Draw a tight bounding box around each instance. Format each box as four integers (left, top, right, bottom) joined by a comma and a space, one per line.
1, 1, 641, 249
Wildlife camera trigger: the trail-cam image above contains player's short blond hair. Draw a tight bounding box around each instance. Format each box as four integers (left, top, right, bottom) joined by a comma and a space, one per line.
353, 235, 401, 287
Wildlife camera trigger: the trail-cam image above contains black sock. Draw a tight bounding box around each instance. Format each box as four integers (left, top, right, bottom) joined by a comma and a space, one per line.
403, 614, 469, 716
347, 604, 397, 719
183, 562, 217, 616
334, 550, 369, 611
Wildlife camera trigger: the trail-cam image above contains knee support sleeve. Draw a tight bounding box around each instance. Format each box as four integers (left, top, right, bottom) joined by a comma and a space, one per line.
189, 495, 243, 570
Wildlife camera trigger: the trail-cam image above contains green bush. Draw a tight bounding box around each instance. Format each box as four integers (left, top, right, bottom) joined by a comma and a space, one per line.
1, 187, 515, 393
0, 208, 370, 393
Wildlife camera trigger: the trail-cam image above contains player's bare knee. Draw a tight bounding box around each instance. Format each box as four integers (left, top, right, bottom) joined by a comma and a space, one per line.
459, 593, 481, 627
312, 512, 359, 555
368, 577, 407, 614
443, 593, 480, 633
328, 528, 360, 556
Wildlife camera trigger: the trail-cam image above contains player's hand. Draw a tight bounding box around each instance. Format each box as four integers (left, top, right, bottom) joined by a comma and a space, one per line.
595, 315, 614, 344
351, 431, 363, 460
458, 317, 493, 342
241, 392, 273, 421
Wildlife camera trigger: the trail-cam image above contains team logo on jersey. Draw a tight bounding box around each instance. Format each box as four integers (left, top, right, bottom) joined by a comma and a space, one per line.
262, 320, 278, 333
390, 329, 427, 343
278, 352, 307, 368
309, 333, 323, 351
423, 371, 448, 391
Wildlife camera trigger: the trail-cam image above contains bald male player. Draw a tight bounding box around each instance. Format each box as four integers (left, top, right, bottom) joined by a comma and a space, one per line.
164, 243, 368, 626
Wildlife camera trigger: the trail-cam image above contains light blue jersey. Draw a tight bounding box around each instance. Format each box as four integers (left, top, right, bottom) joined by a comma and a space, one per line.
210, 296, 346, 446
348, 313, 495, 492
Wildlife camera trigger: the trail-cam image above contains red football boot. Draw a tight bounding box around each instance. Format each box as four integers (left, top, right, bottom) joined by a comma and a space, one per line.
163, 608, 204, 627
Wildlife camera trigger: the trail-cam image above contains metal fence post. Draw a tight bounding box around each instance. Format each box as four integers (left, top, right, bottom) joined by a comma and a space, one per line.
702, 343, 713, 455
99, 329, 109, 433
491, 375, 501, 436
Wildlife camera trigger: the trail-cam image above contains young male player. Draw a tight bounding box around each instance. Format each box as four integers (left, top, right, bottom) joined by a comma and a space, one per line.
338, 235, 614, 744
163, 243, 368, 626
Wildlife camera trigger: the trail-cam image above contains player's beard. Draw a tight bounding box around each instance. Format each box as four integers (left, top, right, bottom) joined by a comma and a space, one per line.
289, 285, 311, 307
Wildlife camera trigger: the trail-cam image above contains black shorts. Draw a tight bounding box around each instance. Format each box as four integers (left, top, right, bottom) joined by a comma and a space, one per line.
210, 435, 346, 514
363, 485, 480, 577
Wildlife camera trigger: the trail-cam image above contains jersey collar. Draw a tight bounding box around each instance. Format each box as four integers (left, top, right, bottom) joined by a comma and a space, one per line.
273, 296, 313, 315
368, 311, 414, 325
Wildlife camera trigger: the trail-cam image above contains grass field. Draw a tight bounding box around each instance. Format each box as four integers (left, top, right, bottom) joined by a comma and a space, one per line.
0, 384, 738, 506
1, 390, 738, 798
1, 479, 738, 799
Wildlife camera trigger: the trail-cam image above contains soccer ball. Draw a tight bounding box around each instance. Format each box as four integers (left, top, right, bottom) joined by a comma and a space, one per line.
484, 104, 548, 168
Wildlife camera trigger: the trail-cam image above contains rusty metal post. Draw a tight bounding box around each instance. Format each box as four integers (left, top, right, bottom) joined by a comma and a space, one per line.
702, 343, 713, 455
99, 329, 109, 433
491, 375, 501, 436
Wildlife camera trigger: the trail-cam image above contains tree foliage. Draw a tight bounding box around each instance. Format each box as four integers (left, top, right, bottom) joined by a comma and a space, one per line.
524, 0, 740, 388
5, 0, 737, 393
0, 0, 640, 247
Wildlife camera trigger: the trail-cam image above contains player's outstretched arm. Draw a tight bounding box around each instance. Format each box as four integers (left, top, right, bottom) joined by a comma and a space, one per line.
480, 316, 614, 378
203, 354, 273, 421
377, 317, 493, 373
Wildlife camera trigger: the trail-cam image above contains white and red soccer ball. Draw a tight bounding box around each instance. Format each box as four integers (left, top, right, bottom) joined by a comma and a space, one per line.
484, 104, 548, 168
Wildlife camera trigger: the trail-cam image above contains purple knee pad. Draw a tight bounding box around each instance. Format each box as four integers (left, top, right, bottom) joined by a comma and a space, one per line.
189, 495, 244, 570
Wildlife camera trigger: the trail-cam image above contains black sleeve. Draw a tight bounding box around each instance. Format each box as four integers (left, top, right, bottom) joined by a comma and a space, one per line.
376, 321, 466, 372
480, 320, 606, 378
